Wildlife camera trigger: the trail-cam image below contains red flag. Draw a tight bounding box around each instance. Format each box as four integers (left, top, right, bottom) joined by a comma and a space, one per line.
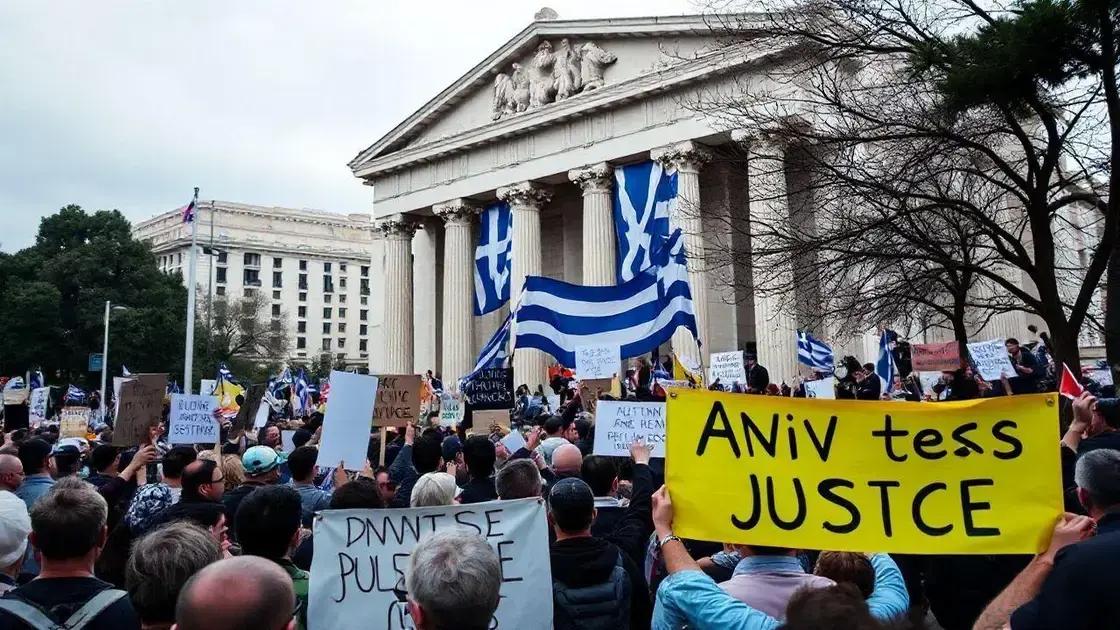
1060, 364, 1084, 399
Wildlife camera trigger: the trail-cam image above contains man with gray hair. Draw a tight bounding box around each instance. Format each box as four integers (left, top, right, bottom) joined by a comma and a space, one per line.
126, 522, 222, 629
174, 556, 294, 630
496, 459, 543, 500
976, 393, 1120, 629
405, 529, 501, 630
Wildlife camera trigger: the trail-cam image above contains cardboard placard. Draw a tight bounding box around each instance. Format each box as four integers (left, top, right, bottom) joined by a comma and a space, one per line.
372, 374, 421, 428
575, 345, 621, 380
233, 384, 267, 432
60, 406, 91, 438
438, 392, 463, 427
168, 394, 219, 444
28, 387, 50, 428
579, 378, 615, 415
466, 368, 514, 410
281, 430, 296, 453
911, 341, 961, 372
474, 409, 511, 434
113, 373, 167, 446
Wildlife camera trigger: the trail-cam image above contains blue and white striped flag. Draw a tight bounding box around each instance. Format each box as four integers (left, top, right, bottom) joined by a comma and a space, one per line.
461, 312, 512, 387
514, 229, 697, 367
613, 161, 676, 283
64, 384, 87, 405
121, 365, 131, 377
473, 201, 512, 316
28, 371, 44, 390
876, 330, 898, 393
797, 331, 834, 372
295, 369, 311, 415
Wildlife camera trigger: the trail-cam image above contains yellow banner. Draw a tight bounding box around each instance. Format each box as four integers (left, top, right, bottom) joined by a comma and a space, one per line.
666, 390, 1062, 554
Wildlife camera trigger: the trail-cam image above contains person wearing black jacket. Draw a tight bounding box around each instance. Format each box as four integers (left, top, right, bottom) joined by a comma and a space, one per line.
745, 354, 770, 394
855, 364, 882, 400
581, 442, 654, 569
547, 478, 650, 630
458, 436, 498, 504
386, 424, 443, 508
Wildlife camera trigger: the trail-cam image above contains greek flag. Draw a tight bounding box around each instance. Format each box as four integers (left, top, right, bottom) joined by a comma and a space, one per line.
473, 201, 512, 315
514, 229, 697, 367
613, 161, 676, 283
797, 331, 834, 372
64, 384, 87, 404
28, 371, 44, 390
461, 312, 512, 387
876, 330, 898, 393
295, 369, 311, 416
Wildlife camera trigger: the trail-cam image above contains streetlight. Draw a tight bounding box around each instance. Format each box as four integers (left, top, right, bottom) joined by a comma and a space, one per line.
99, 301, 128, 421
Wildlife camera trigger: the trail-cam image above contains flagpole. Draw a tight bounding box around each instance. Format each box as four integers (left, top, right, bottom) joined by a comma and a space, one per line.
183, 187, 200, 395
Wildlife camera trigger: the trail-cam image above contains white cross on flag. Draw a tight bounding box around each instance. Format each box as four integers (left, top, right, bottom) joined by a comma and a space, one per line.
474, 201, 512, 315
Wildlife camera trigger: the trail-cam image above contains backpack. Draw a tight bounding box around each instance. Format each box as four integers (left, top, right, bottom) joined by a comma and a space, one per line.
0, 589, 126, 630
552, 551, 631, 630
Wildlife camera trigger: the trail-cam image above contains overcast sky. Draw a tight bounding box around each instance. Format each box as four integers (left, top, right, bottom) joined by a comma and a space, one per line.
0, 0, 695, 252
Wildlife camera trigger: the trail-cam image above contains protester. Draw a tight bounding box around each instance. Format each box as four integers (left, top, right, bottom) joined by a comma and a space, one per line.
781, 584, 881, 630
551, 444, 583, 479
387, 425, 443, 508
148, 460, 226, 533
286, 446, 330, 525
814, 551, 876, 599
235, 485, 307, 630
573, 417, 594, 456
583, 442, 654, 567
174, 556, 295, 630
125, 446, 196, 535
745, 353, 770, 394
404, 529, 501, 630
537, 416, 570, 466
51, 443, 83, 478
373, 467, 397, 506
1005, 337, 1040, 394
717, 543, 834, 618
496, 459, 542, 500
0, 494, 29, 595
222, 445, 285, 541
547, 477, 650, 629
125, 522, 222, 630
0, 457, 22, 494
0, 479, 140, 629
14, 439, 53, 510
410, 472, 459, 507
441, 436, 466, 485
459, 436, 498, 504
86, 445, 120, 489
217, 454, 245, 493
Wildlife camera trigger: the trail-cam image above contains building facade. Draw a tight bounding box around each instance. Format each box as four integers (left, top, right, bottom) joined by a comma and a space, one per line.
132, 201, 381, 369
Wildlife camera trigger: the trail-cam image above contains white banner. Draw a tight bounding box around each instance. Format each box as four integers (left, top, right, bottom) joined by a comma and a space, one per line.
28, 387, 50, 427
168, 394, 219, 444
707, 351, 745, 387
967, 339, 1016, 381
803, 378, 836, 399
593, 400, 666, 457
309, 499, 551, 630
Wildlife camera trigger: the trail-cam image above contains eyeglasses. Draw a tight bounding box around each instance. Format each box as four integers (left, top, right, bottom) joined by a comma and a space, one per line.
203, 474, 225, 485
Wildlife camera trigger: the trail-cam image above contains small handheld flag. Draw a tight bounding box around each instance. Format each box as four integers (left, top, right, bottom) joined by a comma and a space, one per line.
1059, 364, 1084, 400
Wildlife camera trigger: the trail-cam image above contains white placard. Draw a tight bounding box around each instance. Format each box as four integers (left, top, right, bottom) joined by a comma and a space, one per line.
113, 376, 133, 420
28, 387, 50, 427
545, 394, 561, 413
281, 430, 296, 453
804, 378, 836, 399
967, 339, 1016, 381
439, 392, 463, 427
1089, 368, 1114, 387
168, 394, 219, 444
707, 351, 746, 386
592, 401, 666, 458
199, 379, 217, 396
253, 402, 270, 429
319, 371, 378, 471
500, 427, 527, 454
918, 371, 944, 400
575, 345, 621, 380
309, 499, 551, 630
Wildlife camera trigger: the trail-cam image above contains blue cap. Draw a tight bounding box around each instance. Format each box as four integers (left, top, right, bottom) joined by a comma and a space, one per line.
242, 445, 287, 475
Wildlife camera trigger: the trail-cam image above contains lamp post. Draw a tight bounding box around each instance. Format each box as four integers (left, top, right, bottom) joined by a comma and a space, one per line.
99, 301, 128, 420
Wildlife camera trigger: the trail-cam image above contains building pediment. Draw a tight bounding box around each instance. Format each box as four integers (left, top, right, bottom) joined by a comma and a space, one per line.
350, 14, 771, 178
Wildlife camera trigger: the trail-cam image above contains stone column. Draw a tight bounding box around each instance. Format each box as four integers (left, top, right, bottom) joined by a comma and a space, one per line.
653, 141, 712, 372
377, 216, 419, 374
498, 182, 552, 388
746, 140, 800, 385
433, 199, 477, 385
568, 162, 615, 286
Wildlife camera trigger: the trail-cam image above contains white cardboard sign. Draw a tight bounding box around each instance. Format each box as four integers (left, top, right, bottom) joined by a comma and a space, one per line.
707, 351, 746, 387
592, 401, 666, 458
804, 378, 836, 399
281, 430, 296, 453
575, 344, 621, 380
29, 387, 50, 427
967, 339, 1016, 381
308, 499, 551, 630
168, 394, 219, 444
318, 371, 378, 470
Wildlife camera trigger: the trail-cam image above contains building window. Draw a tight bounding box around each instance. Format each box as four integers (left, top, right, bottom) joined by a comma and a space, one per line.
322, 322, 331, 334
323, 276, 334, 293
298, 292, 307, 302
271, 304, 280, 317
359, 339, 368, 352
324, 294, 332, 304
324, 262, 332, 273
299, 260, 307, 271
243, 269, 260, 286
361, 265, 369, 277
360, 324, 367, 336
321, 338, 331, 351
177, 253, 182, 264
297, 306, 306, 318
272, 271, 282, 288
273, 257, 282, 268
360, 296, 368, 306
273, 290, 281, 300
297, 321, 306, 333
244, 253, 261, 267
339, 323, 347, 333
339, 277, 347, 289
337, 338, 346, 349
323, 307, 332, 319
216, 267, 227, 284
243, 287, 256, 297
216, 286, 226, 296
339, 294, 347, 304
297, 337, 306, 349
339, 308, 347, 318
340, 263, 347, 273
217, 251, 228, 264
360, 278, 369, 295
298, 274, 308, 290
360, 309, 368, 321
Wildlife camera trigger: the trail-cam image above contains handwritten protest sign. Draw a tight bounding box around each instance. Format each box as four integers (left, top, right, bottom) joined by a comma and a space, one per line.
465, 368, 514, 410
804, 378, 836, 399
911, 341, 961, 372
967, 339, 1016, 381
666, 389, 1061, 554
321, 371, 379, 470
501, 427, 527, 453
576, 345, 621, 379
59, 406, 90, 438
308, 499, 551, 630
114, 373, 167, 446
593, 401, 666, 458
28, 387, 49, 428
708, 351, 746, 386
373, 375, 421, 427
474, 409, 510, 434
578, 377, 618, 415
168, 394, 218, 444
439, 392, 463, 427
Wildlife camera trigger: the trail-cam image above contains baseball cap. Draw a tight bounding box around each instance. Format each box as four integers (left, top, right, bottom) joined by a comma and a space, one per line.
441, 436, 462, 462
0, 493, 30, 566
547, 477, 594, 517
242, 445, 287, 475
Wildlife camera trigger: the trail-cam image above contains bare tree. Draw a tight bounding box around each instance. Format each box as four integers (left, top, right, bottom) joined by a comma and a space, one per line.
195, 290, 290, 379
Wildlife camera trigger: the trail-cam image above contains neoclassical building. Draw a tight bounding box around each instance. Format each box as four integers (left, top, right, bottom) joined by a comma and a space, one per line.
349, 12, 1052, 387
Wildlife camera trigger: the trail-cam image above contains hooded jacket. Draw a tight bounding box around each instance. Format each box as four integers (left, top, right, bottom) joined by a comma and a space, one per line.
549, 536, 650, 630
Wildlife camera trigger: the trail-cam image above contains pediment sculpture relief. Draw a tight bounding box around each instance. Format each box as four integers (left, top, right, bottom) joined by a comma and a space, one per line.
492, 39, 617, 120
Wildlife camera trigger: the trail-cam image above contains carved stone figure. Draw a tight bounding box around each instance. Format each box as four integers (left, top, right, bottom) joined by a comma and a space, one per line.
492, 73, 515, 120
528, 40, 556, 108
510, 63, 530, 112
552, 38, 582, 100
579, 41, 617, 91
